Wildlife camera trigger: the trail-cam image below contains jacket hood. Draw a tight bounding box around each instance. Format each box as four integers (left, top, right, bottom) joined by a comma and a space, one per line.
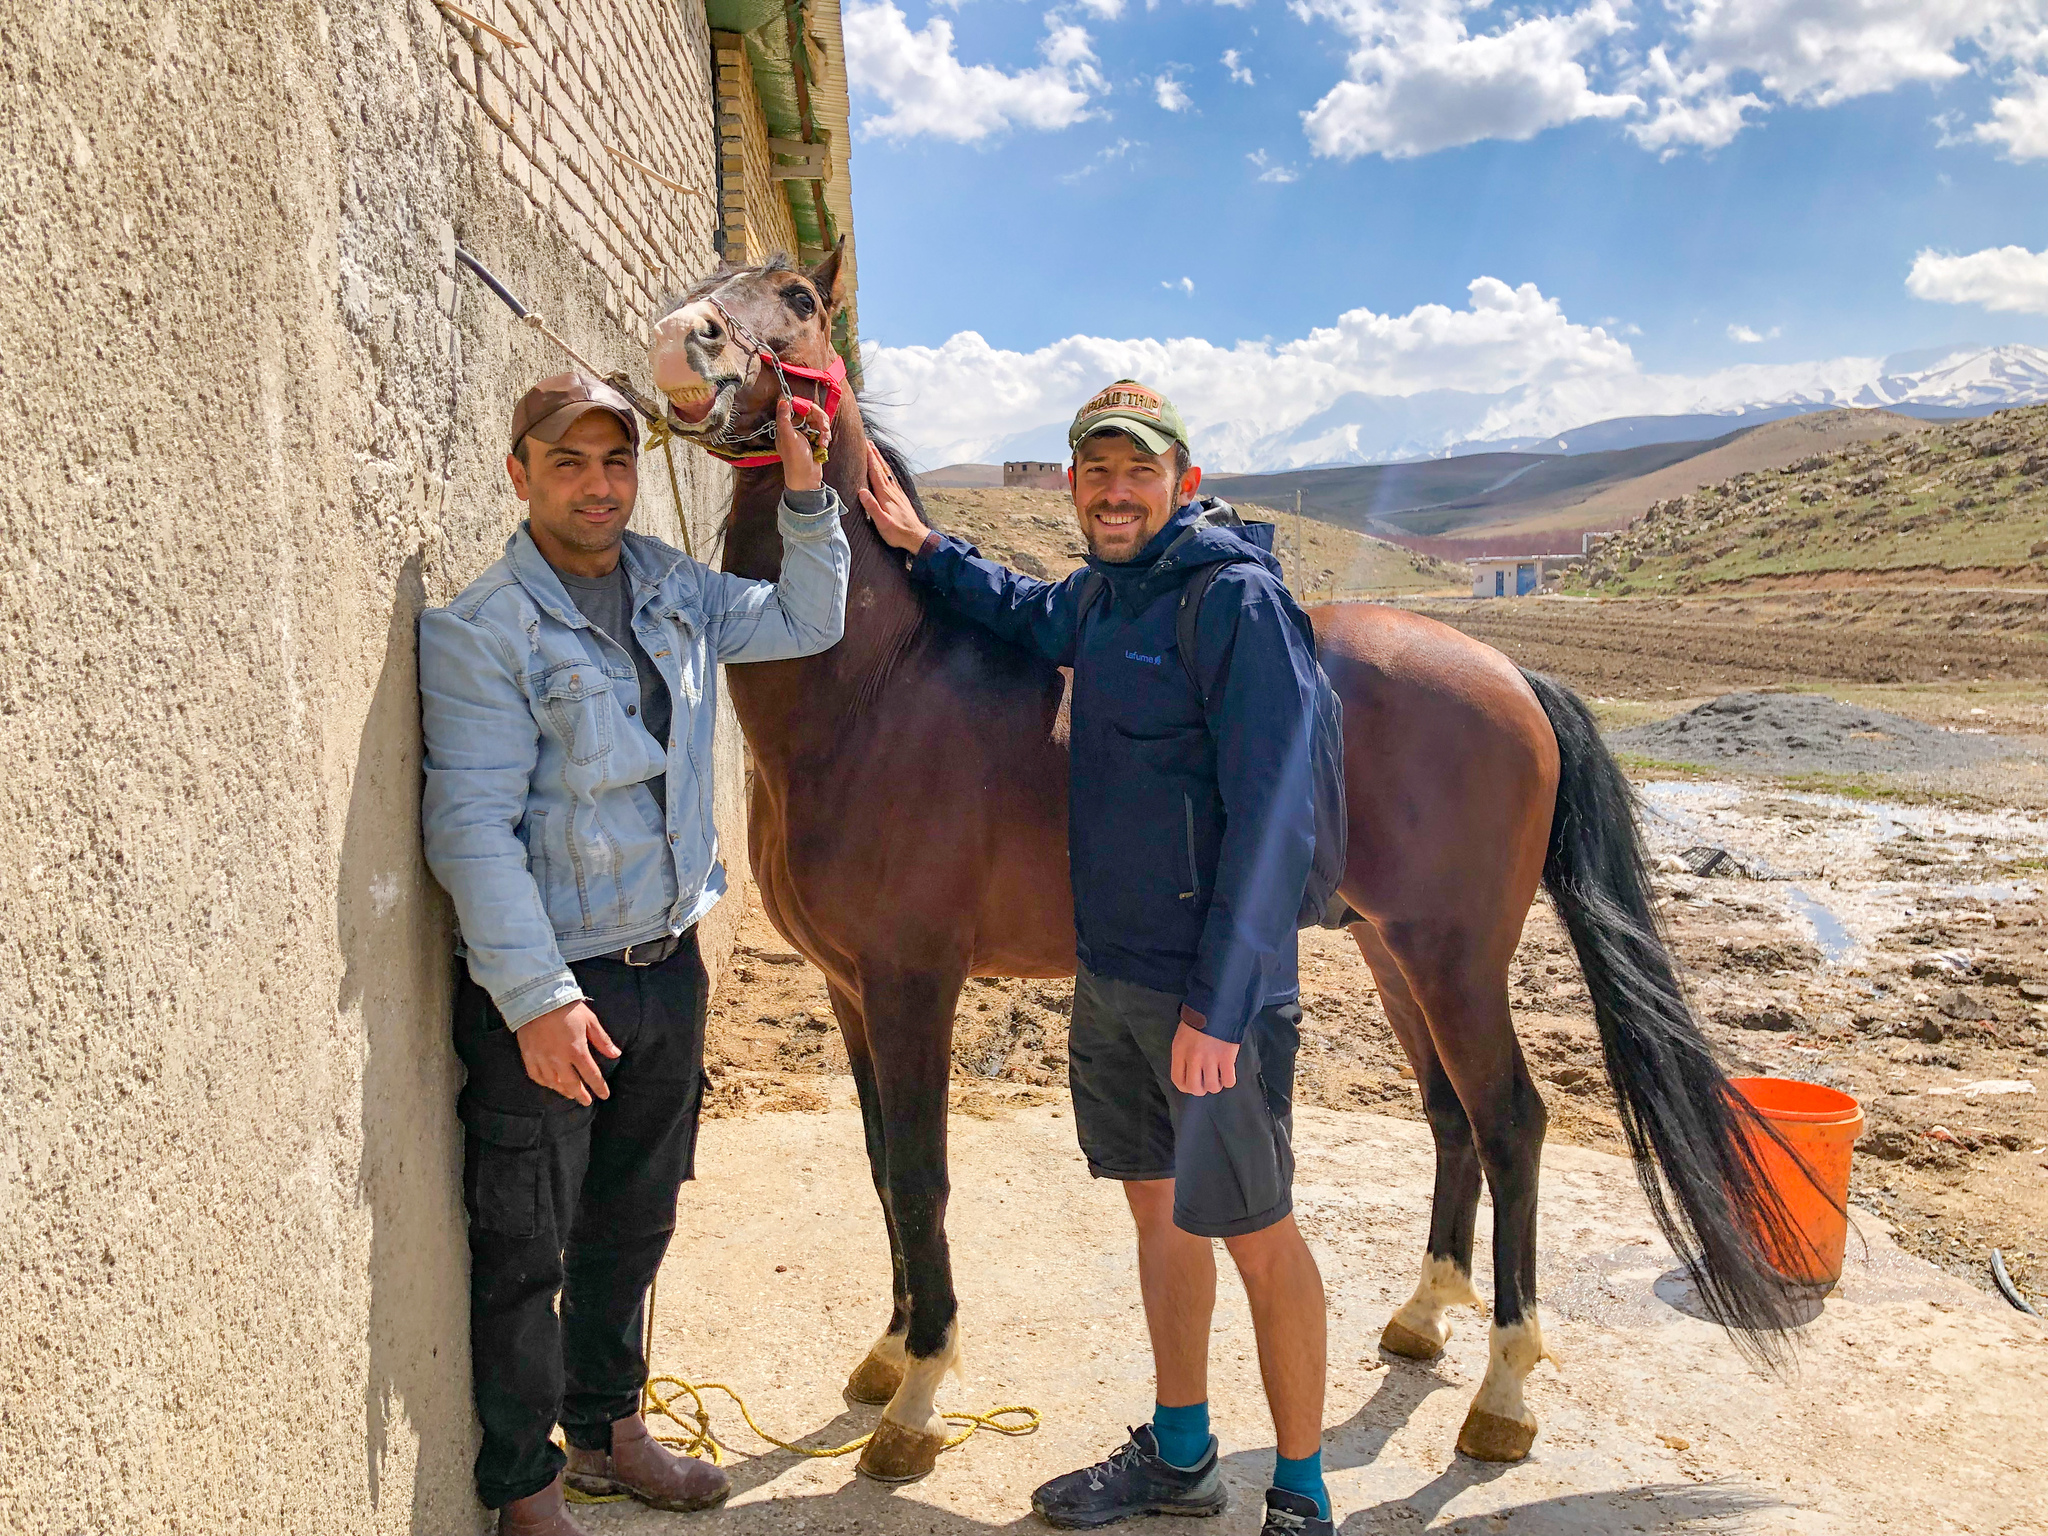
1084, 497, 1282, 605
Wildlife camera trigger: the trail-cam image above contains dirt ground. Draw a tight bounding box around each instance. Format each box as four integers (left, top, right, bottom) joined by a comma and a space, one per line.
684, 568, 2048, 1533
600, 1097, 2047, 1535
1407, 590, 2048, 694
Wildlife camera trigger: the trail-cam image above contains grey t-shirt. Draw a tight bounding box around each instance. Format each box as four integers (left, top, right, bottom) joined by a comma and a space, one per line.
553, 562, 672, 818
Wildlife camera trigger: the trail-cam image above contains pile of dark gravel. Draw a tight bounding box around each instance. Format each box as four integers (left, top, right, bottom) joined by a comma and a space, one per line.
1609, 691, 2011, 774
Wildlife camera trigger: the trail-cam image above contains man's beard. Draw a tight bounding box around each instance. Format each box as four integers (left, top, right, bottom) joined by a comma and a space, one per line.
1082, 499, 1154, 561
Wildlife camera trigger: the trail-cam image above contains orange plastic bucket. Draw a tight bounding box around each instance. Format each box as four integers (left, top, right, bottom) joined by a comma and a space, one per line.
1728, 1077, 1863, 1293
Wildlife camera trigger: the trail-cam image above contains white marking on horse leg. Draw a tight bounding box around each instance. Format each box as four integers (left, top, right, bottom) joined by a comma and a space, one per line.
1456, 1315, 1556, 1462
882, 1319, 961, 1439
857, 1321, 961, 1481
1386, 1254, 1482, 1352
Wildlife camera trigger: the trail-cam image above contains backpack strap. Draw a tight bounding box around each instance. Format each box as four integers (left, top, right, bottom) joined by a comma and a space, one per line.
1176, 559, 1247, 704
1077, 569, 1109, 626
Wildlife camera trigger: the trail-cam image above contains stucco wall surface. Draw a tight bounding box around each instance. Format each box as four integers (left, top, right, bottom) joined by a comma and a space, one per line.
0, 1, 736, 1530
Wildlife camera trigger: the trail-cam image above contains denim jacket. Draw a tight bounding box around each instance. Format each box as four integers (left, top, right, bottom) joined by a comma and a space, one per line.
420, 493, 848, 1027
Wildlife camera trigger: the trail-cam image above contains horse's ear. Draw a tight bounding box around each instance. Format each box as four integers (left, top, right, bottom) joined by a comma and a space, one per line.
809, 236, 849, 315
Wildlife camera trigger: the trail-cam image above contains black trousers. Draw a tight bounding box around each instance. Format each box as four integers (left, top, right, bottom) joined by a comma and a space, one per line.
454, 932, 708, 1509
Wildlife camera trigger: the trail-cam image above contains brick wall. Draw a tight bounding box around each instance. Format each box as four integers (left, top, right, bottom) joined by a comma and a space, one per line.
438, 0, 722, 341
712, 29, 803, 265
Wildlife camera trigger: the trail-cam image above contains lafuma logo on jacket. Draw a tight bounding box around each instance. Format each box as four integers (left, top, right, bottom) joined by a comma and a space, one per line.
1125, 650, 1163, 665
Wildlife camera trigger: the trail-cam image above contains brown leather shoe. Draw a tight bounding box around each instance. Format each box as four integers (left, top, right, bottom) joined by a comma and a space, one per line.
564, 1414, 732, 1513
497, 1473, 589, 1536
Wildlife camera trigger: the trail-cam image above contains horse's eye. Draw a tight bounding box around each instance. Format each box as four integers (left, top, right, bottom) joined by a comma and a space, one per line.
784, 286, 816, 319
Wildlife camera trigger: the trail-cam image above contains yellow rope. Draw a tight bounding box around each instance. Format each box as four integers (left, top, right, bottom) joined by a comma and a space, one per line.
565, 1275, 1041, 1503
658, 430, 694, 560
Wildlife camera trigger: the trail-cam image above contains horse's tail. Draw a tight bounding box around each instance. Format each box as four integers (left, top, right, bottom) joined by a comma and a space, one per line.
1519, 667, 1819, 1363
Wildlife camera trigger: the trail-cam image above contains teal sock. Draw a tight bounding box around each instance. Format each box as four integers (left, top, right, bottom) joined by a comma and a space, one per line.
1150, 1401, 1209, 1468
1273, 1449, 1330, 1520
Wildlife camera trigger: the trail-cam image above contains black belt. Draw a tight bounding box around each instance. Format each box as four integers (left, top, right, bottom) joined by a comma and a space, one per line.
601, 930, 688, 967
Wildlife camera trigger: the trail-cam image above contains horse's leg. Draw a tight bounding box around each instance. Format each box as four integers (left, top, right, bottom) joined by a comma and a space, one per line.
832, 982, 912, 1405
1355, 922, 1483, 1361
853, 964, 965, 1483
1381, 919, 1552, 1464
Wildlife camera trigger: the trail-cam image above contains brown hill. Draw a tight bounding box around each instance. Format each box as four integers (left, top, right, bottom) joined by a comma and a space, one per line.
919, 462, 1003, 488
915, 486, 1463, 597
1572, 403, 2048, 595
1444, 410, 1931, 540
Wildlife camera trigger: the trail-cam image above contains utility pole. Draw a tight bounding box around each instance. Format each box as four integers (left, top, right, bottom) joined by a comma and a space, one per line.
1294, 488, 1306, 598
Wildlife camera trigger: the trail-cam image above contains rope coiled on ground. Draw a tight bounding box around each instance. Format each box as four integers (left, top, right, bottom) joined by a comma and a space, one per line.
564, 1275, 1041, 1503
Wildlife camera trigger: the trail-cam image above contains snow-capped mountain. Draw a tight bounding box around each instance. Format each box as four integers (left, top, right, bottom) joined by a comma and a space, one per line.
1228, 345, 2048, 470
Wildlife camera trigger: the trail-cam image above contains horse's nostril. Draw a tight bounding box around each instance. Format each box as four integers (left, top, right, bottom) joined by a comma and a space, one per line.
702, 321, 723, 341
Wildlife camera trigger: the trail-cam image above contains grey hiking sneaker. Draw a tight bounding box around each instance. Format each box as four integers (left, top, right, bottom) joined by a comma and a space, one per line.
1261, 1487, 1335, 1535
1030, 1424, 1228, 1529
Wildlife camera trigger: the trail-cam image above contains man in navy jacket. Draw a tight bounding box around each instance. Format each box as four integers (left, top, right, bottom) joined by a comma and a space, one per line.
859, 380, 1335, 1535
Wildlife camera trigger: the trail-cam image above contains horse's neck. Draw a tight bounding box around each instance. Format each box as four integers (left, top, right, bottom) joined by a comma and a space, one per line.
720, 410, 928, 763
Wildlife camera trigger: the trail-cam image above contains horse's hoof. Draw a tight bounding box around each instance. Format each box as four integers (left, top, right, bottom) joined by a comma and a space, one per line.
1380, 1317, 1446, 1360
845, 1350, 905, 1405
1457, 1407, 1536, 1463
858, 1417, 946, 1483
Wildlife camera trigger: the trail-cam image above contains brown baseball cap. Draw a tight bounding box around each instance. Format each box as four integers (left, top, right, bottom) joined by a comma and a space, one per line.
510, 372, 640, 454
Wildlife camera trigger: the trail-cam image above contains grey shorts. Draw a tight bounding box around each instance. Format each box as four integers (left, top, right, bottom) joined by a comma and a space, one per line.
1068, 963, 1300, 1238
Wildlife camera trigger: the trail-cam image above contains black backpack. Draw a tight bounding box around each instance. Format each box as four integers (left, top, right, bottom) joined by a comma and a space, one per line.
1078, 513, 1351, 930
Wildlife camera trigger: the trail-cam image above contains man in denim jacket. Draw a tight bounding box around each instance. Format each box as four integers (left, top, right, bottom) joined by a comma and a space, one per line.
421, 374, 847, 1534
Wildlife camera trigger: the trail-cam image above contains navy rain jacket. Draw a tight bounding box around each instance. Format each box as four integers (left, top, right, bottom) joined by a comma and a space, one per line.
910, 501, 1320, 1044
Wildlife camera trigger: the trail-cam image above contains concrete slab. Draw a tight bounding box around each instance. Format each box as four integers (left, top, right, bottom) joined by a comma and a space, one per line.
582, 1088, 2048, 1536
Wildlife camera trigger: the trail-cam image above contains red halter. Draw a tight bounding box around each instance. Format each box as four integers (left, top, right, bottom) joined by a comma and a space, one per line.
694, 293, 851, 469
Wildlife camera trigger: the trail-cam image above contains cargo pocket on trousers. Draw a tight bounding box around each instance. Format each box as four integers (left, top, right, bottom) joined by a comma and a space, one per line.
459, 1095, 545, 1240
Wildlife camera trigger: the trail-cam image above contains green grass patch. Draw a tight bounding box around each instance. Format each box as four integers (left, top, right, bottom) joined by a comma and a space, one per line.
1614, 753, 1720, 779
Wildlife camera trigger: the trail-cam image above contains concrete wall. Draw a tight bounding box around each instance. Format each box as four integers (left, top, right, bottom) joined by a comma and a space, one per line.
0, 1, 740, 1530
1004, 461, 1067, 491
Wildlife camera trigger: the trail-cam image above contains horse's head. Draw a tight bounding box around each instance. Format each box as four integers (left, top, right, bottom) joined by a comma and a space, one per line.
649, 239, 850, 463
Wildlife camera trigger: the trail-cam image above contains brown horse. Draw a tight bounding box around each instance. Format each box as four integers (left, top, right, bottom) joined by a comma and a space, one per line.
647, 246, 1813, 1482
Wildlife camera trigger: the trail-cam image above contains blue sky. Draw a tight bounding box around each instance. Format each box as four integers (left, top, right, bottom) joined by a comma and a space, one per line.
838, 0, 2048, 468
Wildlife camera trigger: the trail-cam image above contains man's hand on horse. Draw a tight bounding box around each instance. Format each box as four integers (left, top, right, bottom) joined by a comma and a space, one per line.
1171, 1007, 1239, 1096
858, 442, 928, 553
516, 999, 621, 1104
777, 395, 829, 492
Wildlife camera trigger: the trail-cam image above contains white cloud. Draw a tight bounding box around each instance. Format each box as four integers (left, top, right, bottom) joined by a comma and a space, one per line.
1299, 0, 1637, 160
1247, 147, 1301, 180
863, 275, 1647, 468
1907, 244, 2048, 316
1666, 0, 2018, 107
844, 2, 1102, 142
1293, 0, 2048, 159
1976, 69, 2048, 159
1156, 73, 1193, 111
1061, 136, 1141, 181
1624, 46, 1767, 154
1163, 276, 1196, 294
1075, 0, 1125, 16
1727, 323, 1781, 343
1223, 48, 1256, 85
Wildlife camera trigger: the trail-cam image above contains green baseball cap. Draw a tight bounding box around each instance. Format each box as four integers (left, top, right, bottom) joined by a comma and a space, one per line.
1067, 378, 1189, 458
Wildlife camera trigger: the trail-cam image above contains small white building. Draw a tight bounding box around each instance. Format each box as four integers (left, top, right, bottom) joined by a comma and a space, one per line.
1467, 554, 1578, 598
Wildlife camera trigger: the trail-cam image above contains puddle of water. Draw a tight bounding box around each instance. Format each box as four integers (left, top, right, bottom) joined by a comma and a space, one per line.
1785, 887, 1856, 962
